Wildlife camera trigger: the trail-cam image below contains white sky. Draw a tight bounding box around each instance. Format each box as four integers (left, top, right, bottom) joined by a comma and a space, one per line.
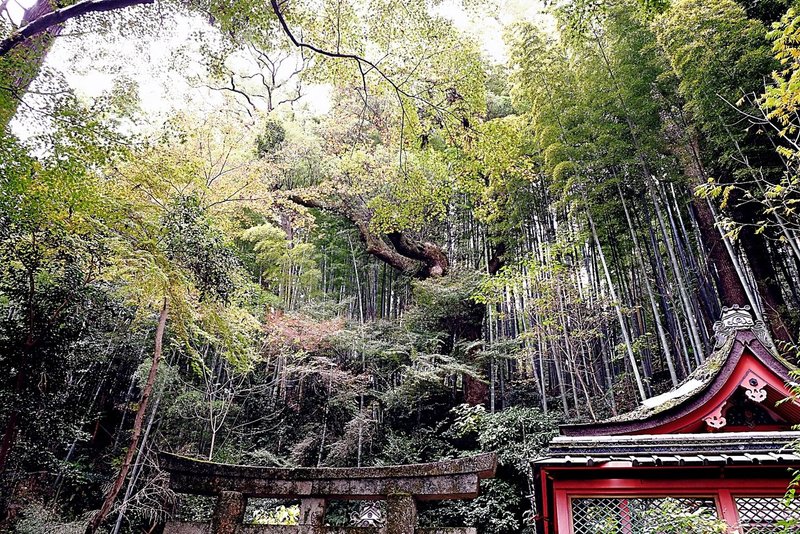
11, 0, 549, 138
2, 0, 37, 26
437, 0, 550, 63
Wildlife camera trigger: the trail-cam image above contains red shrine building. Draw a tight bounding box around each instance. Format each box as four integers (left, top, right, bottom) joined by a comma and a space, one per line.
532, 306, 800, 533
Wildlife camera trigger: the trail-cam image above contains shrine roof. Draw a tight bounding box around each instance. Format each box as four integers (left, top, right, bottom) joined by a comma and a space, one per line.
535, 430, 800, 461
533, 430, 800, 468
560, 306, 798, 437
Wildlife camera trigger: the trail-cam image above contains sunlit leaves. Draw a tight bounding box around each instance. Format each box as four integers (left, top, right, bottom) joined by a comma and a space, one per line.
98, 115, 273, 370
368, 149, 450, 233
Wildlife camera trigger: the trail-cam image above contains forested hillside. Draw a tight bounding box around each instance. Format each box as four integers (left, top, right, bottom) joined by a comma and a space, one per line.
2, 0, 800, 531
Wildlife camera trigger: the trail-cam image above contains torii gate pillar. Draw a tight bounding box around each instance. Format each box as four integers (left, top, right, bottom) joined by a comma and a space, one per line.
211, 491, 246, 534
386, 494, 416, 534
161, 452, 496, 534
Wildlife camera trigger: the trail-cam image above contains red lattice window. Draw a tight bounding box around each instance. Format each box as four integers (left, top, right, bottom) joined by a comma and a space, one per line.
570, 497, 720, 534
735, 496, 800, 533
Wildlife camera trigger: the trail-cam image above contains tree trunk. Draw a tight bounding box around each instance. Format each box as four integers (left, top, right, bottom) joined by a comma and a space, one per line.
111, 390, 163, 534
666, 130, 753, 309
461, 296, 489, 406
0, 0, 58, 129
649, 186, 706, 363
589, 213, 647, 401
738, 224, 793, 343
0, 371, 24, 472
0, 0, 152, 58
619, 185, 679, 387
85, 299, 168, 534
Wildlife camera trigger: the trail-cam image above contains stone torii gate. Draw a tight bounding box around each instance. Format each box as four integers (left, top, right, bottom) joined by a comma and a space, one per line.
160, 452, 496, 534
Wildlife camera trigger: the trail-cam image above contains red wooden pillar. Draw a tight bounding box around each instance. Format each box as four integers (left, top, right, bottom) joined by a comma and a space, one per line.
554, 489, 571, 533
718, 489, 741, 533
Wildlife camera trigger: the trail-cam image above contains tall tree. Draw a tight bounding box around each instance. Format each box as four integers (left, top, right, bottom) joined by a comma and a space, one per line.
655, 0, 794, 342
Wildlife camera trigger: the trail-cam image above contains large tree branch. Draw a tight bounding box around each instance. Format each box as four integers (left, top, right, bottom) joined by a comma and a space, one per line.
386, 231, 448, 277
355, 220, 419, 275
287, 193, 447, 278
0, 0, 152, 57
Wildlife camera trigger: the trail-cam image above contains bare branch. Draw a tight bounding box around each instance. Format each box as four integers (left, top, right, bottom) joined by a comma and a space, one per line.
269, 0, 416, 107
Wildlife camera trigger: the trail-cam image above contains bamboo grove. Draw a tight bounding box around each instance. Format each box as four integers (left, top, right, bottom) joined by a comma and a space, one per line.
3, 0, 800, 532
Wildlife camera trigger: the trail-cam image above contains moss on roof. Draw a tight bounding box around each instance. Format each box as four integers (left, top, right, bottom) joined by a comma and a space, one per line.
600, 322, 786, 424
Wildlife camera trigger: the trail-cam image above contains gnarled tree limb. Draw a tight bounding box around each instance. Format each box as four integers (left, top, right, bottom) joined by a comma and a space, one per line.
287, 193, 447, 279
387, 231, 448, 277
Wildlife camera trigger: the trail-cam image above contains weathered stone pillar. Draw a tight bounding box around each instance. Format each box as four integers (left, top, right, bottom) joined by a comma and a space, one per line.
210, 491, 246, 534
299, 498, 327, 534
386, 493, 417, 534
160, 451, 496, 533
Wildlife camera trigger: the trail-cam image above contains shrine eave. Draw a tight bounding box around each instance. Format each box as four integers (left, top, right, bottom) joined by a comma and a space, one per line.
559, 326, 796, 437
533, 430, 800, 468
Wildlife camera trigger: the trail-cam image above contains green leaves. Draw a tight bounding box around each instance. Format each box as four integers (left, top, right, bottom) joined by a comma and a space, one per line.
241, 221, 321, 300
163, 196, 239, 301
367, 149, 451, 234
256, 119, 287, 158
655, 0, 774, 155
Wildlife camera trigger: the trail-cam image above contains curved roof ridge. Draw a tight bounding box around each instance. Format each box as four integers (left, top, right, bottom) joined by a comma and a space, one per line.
559, 306, 796, 436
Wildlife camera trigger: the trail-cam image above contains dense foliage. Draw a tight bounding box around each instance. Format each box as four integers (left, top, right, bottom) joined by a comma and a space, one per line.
3, 0, 800, 532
